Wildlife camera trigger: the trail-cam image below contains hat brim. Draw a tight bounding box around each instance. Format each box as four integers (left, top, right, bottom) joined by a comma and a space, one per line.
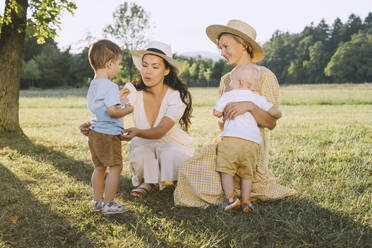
206, 24, 264, 62
131, 50, 182, 76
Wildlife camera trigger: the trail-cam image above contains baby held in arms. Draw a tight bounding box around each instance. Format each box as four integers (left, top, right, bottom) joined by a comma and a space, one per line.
213, 64, 281, 213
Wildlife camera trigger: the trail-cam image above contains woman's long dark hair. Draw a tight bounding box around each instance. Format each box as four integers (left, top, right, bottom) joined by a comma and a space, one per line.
135, 58, 193, 132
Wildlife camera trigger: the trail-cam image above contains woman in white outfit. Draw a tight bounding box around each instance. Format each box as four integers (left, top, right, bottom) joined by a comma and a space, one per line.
81, 41, 194, 198
121, 41, 194, 197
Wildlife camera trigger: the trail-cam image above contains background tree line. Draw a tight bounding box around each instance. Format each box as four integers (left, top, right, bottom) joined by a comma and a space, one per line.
20, 12, 372, 89
260, 13, 372, 84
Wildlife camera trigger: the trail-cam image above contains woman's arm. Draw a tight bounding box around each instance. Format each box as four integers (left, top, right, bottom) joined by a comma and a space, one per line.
223, 101, 279, 130
121, 116, 175, 141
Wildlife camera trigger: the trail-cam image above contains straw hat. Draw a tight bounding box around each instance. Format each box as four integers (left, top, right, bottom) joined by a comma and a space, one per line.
131, 41, 182, 75
206, 20, 264, 62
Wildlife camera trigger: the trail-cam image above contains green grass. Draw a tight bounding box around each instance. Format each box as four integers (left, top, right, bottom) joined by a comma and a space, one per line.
1, 84, 371, 247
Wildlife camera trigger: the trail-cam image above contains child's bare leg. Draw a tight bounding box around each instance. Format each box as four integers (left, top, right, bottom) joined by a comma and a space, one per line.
91, 166, 106, 201
221, 172, 234, 198
241, 178, 252, 202
104, 165, 123, 203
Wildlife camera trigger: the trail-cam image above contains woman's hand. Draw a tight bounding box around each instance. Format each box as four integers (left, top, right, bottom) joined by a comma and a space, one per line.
80, 121, 91, 136
223, 101, 255, 120
120, 88, 130, 101
120, 128, 139, 141
223, 101, 279, 129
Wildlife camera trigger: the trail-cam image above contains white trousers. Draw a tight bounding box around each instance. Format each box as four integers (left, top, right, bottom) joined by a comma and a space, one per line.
129, 142, 192, 187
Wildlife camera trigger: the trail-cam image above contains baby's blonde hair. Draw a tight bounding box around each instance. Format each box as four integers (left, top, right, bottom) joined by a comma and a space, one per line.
231, 64, 260, 91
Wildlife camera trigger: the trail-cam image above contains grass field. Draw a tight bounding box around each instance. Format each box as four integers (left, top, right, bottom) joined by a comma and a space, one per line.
0, 84, 371, 247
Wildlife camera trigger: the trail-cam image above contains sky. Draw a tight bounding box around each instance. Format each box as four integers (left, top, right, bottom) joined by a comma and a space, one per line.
1, 0, 372, 54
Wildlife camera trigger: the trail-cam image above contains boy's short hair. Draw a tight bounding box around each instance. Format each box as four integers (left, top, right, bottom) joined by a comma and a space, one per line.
88, 40, 122, 71
231, 64, 260, 91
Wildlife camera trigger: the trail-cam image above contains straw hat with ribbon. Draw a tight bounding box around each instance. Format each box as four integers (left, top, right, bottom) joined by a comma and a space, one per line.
131, 41, 182, 75
206, 19, 264, 62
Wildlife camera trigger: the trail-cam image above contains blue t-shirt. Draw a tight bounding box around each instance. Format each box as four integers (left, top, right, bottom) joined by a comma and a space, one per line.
87, 78, 123, 135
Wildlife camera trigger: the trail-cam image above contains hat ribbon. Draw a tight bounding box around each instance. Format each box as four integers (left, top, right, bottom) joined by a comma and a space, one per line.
146, 48, 166, 55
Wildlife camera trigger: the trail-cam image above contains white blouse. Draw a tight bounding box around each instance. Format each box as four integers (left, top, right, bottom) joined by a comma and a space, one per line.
128, 86, 194, 156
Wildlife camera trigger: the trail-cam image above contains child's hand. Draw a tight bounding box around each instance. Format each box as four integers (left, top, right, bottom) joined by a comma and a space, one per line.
123, 103, 134, 114
120, 88, 130, 101
120, 128, 138, 141
213, 109, 223, 117
217, 117, 225, 131
79, 121, 91, 136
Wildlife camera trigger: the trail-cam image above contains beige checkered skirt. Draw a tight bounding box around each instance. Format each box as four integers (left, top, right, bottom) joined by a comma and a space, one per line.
174, 138, 296, 208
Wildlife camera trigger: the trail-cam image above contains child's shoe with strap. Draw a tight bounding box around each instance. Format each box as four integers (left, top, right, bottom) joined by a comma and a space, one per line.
91, 199, 103, 212
102, 200, 129, 215
241, 200, 254, 213
218, 194, 240, 211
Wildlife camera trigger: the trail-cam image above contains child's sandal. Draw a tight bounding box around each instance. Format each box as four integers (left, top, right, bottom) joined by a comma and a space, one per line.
241, 200, 254, 213
91, 199, 103, 212
218, 194, 240, 211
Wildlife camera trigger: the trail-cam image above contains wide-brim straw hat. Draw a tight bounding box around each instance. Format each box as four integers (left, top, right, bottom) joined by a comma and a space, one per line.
131, 41, 182, 75
206, 19, 264, 62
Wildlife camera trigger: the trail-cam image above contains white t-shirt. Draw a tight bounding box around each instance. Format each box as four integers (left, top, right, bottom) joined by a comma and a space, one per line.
214, 89, 273, 144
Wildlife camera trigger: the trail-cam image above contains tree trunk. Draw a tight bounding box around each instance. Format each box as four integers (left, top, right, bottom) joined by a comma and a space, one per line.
129, 58, 133, 82
0, 0, 28, 134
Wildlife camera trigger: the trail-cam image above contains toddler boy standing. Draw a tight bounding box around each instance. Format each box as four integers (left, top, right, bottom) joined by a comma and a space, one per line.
87, 40, 133, 214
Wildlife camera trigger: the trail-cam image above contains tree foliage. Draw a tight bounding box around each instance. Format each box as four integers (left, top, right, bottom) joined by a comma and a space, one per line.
20, 40, 92, 88
21, 59, 40, 88
260, 12, 372, 84
103, 2, 150, 81
0, 0, 76, 43
325, 33, 372, 82
14, 11, 372, 90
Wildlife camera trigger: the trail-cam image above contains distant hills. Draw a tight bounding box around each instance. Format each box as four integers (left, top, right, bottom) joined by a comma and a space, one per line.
180, 51, 222, 61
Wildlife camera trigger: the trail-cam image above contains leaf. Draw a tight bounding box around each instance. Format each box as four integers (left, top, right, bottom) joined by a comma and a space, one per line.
9, 216, 18, 224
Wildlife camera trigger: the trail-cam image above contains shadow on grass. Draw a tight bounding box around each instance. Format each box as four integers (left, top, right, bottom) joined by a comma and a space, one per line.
1, 133, 370, 247
0, 164, 97, 247
120, 189, 372, 247
0, 132, 133, 188
0, 133, 158, 245
0, 133, 94, 184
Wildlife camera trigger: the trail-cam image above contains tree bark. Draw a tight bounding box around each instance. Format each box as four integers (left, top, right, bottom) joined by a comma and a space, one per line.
129, 58, 133, 82
0, 0, 28, 134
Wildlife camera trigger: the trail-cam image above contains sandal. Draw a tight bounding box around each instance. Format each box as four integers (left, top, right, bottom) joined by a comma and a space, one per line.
102, 201, 130, 215
241, 200, 254, 213
131, 183, 152, 198
218, 194, 240, 211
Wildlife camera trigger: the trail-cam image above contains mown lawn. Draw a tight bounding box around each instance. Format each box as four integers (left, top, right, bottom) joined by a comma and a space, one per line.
0, 84, 371, 247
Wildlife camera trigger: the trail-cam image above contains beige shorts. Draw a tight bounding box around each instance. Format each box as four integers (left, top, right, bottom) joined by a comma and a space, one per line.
216, 137, 259, 180
88, 130, 122, 167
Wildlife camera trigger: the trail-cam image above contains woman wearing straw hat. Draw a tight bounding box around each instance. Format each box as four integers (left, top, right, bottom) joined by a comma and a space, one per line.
81, 41, 193, 198
174, 20, 295, 208
121, 41, 194, 197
